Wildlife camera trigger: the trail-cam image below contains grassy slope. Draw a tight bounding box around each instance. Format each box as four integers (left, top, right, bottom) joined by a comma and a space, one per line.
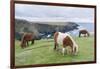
15, 36, 94, 66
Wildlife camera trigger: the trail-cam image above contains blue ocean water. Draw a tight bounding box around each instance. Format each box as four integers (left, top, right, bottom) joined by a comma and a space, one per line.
67, 22, 94, 36
77, 23, 94, 32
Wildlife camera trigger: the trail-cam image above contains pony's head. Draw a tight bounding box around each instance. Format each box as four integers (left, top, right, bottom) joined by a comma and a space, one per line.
87, 31, 90, 36
65, 33, 78, 55
20, 34, 26, 48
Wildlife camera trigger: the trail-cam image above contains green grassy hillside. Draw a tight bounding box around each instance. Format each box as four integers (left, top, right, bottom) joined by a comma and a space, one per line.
15, 36, 94, 66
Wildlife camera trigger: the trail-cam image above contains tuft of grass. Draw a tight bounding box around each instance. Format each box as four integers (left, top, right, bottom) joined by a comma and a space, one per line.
15, 36, 94, 66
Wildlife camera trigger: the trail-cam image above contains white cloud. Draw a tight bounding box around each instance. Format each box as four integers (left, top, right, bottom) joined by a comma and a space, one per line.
15, 4, 94, 23
15, 16, 93, 23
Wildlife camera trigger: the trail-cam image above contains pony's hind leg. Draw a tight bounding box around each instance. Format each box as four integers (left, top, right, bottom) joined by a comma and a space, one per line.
54, 43, 59, 50
31, 39, 34, 45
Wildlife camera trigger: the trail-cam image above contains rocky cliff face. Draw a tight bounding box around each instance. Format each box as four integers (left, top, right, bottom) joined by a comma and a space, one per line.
15, 19, 79, 40
15, 19, 78, 33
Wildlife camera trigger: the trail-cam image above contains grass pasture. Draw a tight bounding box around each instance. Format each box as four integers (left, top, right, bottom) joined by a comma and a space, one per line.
15, 36, 94, 66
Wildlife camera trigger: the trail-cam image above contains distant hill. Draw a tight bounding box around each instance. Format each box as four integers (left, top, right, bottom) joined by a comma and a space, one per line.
15, 18, 79, 40
15, 18, 79, 32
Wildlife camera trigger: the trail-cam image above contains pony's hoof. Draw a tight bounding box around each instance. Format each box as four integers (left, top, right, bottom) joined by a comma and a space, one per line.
74, 53, 78, 56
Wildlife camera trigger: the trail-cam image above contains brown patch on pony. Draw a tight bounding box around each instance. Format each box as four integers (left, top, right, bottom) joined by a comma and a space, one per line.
20, 33, 34, 48
63, 36, 73, 47
79, 29, 90, 37
54, 32, 59, 50
63, 36, 74, 54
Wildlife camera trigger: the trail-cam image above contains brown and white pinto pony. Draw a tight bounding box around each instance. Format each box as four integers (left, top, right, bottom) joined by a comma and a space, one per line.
54, 32, 78, 56
79, 29, 90, 37
20, 33, 34, 48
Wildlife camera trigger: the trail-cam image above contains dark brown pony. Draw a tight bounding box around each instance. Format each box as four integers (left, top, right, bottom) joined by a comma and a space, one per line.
20, 33, 34, 48
79, 29, 90, 37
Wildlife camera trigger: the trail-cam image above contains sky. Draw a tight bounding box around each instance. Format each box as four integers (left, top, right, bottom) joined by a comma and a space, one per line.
15, 4, 94, 23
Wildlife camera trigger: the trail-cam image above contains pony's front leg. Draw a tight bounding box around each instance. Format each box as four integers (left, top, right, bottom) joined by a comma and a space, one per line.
31, 39, 34, 45
26, 41, 29, 46
54, 43, 57, 50
84, 34, 86, 37
71, 45, 78, 55
87, 33, 90, 37
79, 33, 81, 37
74, 45, 78, 55
23, 41, 27, 48
62, 47, 65, 56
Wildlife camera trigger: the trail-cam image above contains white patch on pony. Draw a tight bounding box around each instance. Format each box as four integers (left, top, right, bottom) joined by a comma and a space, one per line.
57, 32, 69, 45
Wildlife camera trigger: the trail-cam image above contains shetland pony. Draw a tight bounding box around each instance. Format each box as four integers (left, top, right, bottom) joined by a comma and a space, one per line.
20, 33, 34, 48
54, 32, 78, 56
79, 29, 90, 37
